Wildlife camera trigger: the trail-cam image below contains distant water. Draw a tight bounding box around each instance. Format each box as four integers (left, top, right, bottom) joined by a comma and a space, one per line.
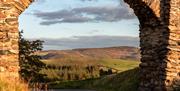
40, 89, 95, 91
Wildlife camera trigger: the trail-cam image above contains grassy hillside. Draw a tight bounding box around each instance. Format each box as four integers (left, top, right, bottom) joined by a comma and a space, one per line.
92, 68, 139, 91
38, 46, 140, 60
49, 68, 139, 91
40, 58, 139, 81
42, 58, 139, 70
37, 46, 140, 90
98, 59, 139, 72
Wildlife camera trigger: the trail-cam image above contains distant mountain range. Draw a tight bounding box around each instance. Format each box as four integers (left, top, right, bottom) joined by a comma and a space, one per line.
36, 36, 139, 50
38, 46, 140, 61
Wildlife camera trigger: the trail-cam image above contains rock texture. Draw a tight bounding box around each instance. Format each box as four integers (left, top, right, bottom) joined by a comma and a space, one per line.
0, 0, 179, 90
124, 0, 180, 91
0, 0, 32, 79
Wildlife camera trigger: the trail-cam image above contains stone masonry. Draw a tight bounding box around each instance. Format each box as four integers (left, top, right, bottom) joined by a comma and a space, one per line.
0, 0, 33, 78
124, 0, 180, 90
0, 0, 179, 91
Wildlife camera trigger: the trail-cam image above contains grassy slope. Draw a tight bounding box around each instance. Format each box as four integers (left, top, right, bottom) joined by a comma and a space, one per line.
93, 68, 139, 91
39, 46, 140, 61
39, 47, 140, 91
42, 58, 139, 70
41, 58, 140, 80
98, 59, 139, 72
49, 68, 139, 91
0, 76, 29, 91
41, 57, 140, 91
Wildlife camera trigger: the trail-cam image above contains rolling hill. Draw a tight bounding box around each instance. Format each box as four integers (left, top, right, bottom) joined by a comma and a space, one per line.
38, 46, 140, 61
37, 46, 141, 91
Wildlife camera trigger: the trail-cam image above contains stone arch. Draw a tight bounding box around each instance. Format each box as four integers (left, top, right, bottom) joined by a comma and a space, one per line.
0, 0, 179, 90
125, 0, 180, 90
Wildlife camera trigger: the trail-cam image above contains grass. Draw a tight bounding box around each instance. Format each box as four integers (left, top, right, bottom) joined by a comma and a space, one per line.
42, 57, 98, 66
98, 59, 139, 72
93, 67, 139, 91
49, 79, 96, 89
42, 58, 139, 70
0, 59, 139, 91
40, 58, 139, 81
48, 68, 140, 91
40, 55, 140, 91
0, 76, 29, 91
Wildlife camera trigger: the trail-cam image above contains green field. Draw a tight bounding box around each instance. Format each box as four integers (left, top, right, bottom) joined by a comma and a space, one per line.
49, 68, 140, 91
40, 58, 139, 80
39, 58, 140, 91
42, 58, 139, 71
98, 59, 139, 72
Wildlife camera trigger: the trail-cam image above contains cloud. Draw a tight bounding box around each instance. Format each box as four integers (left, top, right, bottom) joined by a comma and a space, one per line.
31, 36, 139, 50
73, 6, 135, 21
34, 5, 136, 25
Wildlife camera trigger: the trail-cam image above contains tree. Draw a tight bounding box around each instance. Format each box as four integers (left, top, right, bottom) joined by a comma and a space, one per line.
19, 30, 46, 82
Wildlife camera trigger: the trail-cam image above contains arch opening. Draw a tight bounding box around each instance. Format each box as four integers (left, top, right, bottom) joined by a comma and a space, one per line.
19, 0, 140, 87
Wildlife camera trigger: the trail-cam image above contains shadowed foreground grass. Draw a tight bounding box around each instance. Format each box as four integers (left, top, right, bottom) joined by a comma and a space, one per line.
49, 68, 140, 91
0, 76, 29, 91
0, 67, 139, 91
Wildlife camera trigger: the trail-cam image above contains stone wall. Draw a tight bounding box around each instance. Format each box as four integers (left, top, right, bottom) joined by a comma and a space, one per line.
167, 0, 180, 90
0, 0, 179, 90
124, 0, 180, 90
0, 0, 32, 79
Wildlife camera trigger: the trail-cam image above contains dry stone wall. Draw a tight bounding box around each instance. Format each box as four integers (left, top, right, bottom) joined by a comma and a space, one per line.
0, 0, 32, 78
0, 0, 179, 91
125, 0, 180, 91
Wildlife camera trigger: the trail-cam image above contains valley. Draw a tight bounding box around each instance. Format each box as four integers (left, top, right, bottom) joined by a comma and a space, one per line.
36, 46, 140, 91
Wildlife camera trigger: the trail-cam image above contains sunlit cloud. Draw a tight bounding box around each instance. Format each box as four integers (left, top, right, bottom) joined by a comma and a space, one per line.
34, 5, 136, 25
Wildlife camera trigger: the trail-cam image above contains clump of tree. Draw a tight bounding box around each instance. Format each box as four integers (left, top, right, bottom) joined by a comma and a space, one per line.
40, 64, 100, 81
19, 30, 46, 82
99, 68, 113, 76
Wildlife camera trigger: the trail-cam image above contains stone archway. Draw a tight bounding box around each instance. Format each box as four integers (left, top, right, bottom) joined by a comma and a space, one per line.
124, 0, 180, 90
0, 0, 179, 90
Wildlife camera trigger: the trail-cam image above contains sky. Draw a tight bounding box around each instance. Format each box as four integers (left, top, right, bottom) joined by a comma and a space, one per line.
18, 0, 140, 50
